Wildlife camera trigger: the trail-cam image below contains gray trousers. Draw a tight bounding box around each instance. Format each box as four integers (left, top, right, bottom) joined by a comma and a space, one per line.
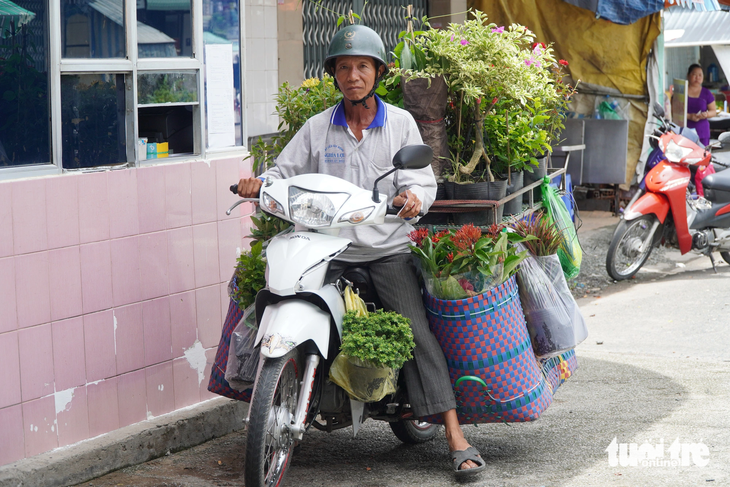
326, 253, 456, 417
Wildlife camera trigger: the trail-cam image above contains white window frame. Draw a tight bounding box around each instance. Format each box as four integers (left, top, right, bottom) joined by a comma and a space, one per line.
0, 0, 249, 181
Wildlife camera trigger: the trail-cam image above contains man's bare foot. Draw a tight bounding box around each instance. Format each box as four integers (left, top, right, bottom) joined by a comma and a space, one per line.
442, 409, 481, 470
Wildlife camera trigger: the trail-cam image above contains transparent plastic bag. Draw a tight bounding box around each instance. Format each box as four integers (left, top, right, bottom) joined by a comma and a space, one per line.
516, 251, 588, 358
224, 304, 260, 392
421, 266, 503, 300
541, 181, 582, 279
328, 354, 398, 403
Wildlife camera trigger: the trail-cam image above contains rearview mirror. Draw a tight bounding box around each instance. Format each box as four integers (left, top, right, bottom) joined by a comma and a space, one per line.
653, 102, 665, 119
392, 144, 433, 170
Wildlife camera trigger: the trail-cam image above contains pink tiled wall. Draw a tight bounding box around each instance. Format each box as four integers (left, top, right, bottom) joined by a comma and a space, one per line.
0, 157, 252, 466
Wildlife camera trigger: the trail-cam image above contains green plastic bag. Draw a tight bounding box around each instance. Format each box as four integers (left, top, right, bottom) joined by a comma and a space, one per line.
541, 179, 581, 279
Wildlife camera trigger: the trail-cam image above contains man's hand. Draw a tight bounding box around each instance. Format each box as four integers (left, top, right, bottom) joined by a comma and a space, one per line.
392, 189, 422, 219
236, 177, 263, 198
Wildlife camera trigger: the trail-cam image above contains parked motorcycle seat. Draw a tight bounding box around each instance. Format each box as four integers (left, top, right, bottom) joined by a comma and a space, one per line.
702, 168, 730, 192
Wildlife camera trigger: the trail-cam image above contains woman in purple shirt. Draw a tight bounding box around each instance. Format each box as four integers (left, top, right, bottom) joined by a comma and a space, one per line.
686, 63, 717, 146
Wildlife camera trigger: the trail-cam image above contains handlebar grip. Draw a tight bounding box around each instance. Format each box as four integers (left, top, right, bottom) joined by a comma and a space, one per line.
230, 184, 238, 195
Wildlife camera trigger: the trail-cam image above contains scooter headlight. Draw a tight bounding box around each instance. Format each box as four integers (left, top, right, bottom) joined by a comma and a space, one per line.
288, 187, 349, 227
664, 140, 693, 163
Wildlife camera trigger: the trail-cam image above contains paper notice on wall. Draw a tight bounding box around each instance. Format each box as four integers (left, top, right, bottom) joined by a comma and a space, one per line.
205, 43, 236, 148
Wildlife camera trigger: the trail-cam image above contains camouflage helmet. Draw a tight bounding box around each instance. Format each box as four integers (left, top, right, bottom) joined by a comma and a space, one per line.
324, 24, 387, 77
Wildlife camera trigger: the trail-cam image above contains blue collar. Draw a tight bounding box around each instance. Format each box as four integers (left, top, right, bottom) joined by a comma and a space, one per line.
330, 95, 386, 129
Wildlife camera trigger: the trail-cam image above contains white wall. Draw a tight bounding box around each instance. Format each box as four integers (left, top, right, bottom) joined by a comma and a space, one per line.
245, 0, 280, 137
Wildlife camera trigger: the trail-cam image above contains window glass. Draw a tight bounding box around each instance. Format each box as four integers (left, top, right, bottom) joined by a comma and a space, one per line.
0, 0, 51, 167
137, 0, 192, 58
137, 71, 197, 104
61, 0, 126, 58
61, 74, 127, 169
138, 105, 194, 159
203, 0, 242, 147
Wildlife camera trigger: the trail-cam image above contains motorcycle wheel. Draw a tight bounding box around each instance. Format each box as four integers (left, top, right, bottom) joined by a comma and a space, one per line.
721, 252, 730, 265
606, 215, 658, 281
244, 349, 301, 487
389, 420, 440, 444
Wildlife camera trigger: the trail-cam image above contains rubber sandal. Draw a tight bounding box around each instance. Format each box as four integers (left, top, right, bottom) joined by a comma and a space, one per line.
451, 446, 486, 478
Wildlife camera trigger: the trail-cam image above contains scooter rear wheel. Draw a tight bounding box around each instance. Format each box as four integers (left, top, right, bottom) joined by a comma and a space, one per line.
244, 350, 301, 487
721, 252, 730, 266
606, 215, 659, 281
390, 419, 440, 444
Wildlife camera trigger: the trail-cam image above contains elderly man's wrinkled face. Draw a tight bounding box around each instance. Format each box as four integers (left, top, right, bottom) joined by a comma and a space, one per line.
334, 56, 380, 101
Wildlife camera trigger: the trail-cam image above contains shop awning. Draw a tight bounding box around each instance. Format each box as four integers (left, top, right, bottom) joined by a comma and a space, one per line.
89, 0, 175, 45
0, 0, 35, 38
561, 0, 723, 24
664, 8, 730, 46
664, 9, 730, 94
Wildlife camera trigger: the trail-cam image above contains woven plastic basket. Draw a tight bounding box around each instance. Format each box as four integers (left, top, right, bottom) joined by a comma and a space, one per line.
421, 275, 552, 424
207, 278, 253, 402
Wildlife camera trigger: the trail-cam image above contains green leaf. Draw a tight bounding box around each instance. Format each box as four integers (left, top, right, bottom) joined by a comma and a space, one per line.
337, 16, 345, 27
401, 44, 413, 70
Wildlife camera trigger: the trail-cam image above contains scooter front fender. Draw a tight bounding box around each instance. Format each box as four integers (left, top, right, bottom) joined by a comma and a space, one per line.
623, 192, 670, 223
255, 300, 332, 359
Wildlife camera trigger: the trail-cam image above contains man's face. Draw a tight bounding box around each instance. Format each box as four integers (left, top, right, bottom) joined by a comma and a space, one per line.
334, 56, 380, 101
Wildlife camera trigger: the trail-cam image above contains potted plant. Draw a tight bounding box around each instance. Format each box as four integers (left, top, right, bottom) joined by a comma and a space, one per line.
408, 223, 534, 300
401, 10, 577, 219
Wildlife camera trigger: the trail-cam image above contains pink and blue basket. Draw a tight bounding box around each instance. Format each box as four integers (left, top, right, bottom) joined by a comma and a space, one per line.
421, 275, 577, 424
207, 281, 253, 402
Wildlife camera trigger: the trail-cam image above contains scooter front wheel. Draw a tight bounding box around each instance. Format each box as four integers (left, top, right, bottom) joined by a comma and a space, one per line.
244, 350, 301, 487
390, 419, 440, 444
606, 215, 659, 280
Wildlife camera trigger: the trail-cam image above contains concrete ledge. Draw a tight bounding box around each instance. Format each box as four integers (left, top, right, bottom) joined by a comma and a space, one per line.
0, 398, 249, 487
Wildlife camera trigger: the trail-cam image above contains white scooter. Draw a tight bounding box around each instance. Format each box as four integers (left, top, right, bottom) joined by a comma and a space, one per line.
227, 145, 441, 487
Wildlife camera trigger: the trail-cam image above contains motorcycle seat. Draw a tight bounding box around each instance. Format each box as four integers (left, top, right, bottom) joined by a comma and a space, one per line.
702, 168, 730, 192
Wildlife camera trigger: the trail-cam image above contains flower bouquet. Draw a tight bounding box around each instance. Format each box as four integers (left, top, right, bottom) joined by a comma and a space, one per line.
408, 223, 533, 300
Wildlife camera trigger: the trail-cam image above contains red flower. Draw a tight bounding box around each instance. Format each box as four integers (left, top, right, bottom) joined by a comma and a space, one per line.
452, 224, 481, 251
408, 228, 429, 247
559, 59, 569, 66
532, 42, 546, 50
447, 252, 454, 263
432, 229, 450, 243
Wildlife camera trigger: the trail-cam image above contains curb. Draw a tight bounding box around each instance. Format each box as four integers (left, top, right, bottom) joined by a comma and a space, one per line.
0, 398, 249, 487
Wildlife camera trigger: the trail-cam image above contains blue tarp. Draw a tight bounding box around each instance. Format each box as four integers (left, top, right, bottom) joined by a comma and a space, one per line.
562, 0, 722, 25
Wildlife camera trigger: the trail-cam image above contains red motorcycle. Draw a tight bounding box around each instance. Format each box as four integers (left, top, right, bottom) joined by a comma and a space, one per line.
606, 103, 730, 280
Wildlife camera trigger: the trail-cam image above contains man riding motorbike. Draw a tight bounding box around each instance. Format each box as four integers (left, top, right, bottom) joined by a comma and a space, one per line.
236, 25, 485, 477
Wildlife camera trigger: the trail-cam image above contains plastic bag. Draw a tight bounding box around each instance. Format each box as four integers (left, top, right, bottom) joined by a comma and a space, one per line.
421, 266, 503, 300
328, 354, 398, 403
224, 304, 260, 392
594, 95, 628, 120
541, 180, 582, 279
516, 251, 588, 358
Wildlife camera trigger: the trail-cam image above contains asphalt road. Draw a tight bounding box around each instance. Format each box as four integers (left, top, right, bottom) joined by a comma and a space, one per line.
80, 214, 730, 487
